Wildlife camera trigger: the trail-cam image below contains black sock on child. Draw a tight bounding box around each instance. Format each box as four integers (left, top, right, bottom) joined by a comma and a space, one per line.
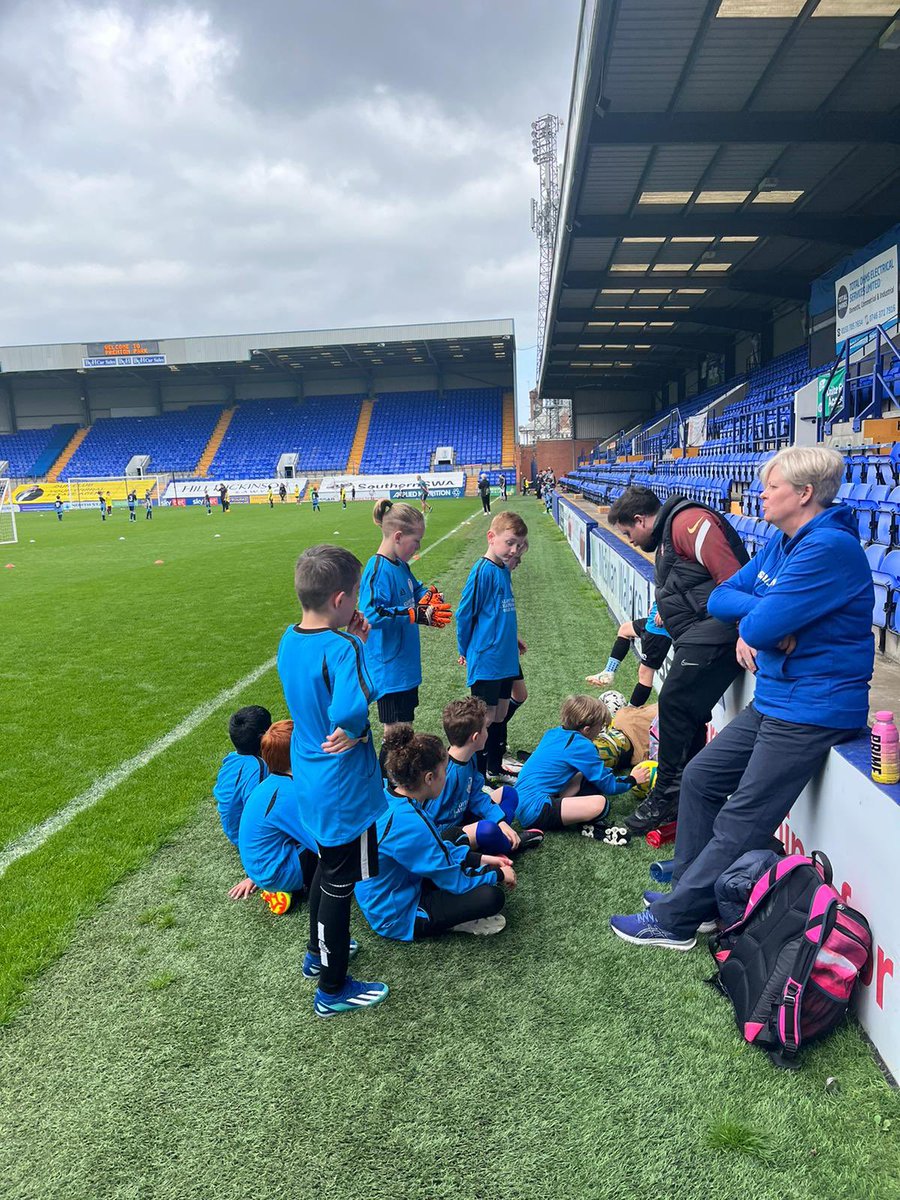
610, 636, 631, 662
485, 722, 505, 775
630, 683, 652, 707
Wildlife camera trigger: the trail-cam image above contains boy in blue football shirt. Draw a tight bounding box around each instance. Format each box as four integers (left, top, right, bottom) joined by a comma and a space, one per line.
456, 510, 528, 781
429, 697, 543, 856
356, 726, 514, 940
213, 705, 271, 898
516, 695, 651, 836
278, 544, 389, 1017
360, 500, 451, 750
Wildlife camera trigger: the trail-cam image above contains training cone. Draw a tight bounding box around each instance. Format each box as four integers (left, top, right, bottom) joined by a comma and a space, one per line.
119, 536, 126, 540
214, 534, 221, 538
154, 559, 164, 565
5, 563, 14, 569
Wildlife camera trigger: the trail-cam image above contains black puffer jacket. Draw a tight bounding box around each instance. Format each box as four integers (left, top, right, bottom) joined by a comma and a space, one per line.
646, 495, 748, 646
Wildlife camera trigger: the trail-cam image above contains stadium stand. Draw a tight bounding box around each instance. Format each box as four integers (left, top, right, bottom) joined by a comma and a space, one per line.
207, 394, 364, 478
360, 387, 503, 474
0, 424, 78, 478
60, 406, 224, 480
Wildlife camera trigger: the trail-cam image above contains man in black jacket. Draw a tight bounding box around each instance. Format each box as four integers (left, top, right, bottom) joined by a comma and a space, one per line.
607, 485, 748, 833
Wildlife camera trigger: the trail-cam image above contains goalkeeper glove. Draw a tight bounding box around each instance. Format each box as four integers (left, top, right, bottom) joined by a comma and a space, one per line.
420, 584, 445, 605
409, 597, 452, 627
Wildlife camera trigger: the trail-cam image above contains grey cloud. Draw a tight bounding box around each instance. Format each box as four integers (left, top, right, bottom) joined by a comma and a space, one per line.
0, 0, 580, 413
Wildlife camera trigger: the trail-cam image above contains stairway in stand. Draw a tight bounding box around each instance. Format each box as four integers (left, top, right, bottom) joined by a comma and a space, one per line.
46, 427, 90, 482
501, 391, 516, 467
194, 407, 235, 477
345, 399, 374, 473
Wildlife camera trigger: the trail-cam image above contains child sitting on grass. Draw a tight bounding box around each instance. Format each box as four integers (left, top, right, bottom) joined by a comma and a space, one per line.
356, 726, 516, 940
514, 695, 652, 836
428, 697, 543, 855
237, 720, 319, 916
214, 705, 271, 900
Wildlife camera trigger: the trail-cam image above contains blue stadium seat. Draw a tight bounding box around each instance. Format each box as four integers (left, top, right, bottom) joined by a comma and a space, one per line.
62, 406, 223, 480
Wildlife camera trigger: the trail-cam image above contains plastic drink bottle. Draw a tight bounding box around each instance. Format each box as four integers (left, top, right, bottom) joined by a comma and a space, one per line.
645, 821, 677, 849
649, 859, 674, 883
871, 711, 900, 785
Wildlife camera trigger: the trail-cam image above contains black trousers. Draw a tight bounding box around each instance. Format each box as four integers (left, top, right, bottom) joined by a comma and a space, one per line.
652, 704, 856, 937
654, 641, 742, 806
481, 493, 491, 513
413, 881, 504, 938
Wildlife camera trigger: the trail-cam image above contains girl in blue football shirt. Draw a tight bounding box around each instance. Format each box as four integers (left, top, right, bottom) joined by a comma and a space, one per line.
360, 500, 451, 743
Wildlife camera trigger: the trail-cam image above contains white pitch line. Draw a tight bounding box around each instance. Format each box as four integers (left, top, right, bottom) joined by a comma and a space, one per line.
0, 505, 481, 879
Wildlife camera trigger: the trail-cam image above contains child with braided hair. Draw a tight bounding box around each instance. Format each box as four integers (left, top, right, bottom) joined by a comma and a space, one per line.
356, 726, 515, 939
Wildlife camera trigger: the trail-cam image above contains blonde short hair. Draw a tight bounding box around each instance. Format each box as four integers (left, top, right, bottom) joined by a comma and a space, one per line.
760, 446, 844, 507
560, 694, 610, 733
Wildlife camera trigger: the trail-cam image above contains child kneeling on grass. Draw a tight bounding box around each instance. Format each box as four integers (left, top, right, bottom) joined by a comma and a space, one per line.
356, 726, 516, 939
514, 695, 652, 836
214, 705, 271, 900
237, 720, 319, 916
428, 697, 543, 855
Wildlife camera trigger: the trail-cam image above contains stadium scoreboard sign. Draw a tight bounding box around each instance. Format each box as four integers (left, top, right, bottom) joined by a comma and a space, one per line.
82, 340, 166, 368
834, 245, 898, 349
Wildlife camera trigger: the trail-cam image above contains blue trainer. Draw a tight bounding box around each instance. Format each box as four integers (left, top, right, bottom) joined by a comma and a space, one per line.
641, 891, 717, 935
609, 909, 696, 951
302, 938, 359, 979
313, 976, 389, 1018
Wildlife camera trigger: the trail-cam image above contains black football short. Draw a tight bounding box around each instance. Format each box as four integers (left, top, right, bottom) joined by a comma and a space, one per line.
316, 825, 379, 886
632, 618, 672, 672
377, 686, 419, 724
532, 798, 565, 832
471, 677, 515, 706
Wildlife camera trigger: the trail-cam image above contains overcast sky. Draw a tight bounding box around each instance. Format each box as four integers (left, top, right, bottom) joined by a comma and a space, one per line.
0, 0, 581, 418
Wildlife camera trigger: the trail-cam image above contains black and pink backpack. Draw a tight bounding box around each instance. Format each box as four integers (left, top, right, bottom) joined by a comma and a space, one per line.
709, 851, 872, 1069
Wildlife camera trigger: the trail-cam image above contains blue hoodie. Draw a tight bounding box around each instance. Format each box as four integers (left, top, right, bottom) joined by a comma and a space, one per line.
708, 505, 873, 729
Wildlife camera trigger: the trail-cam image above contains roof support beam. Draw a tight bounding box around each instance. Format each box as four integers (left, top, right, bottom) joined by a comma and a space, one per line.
572, 212, 887, 246
563, 270, 809, 300
588, 112, 900, 147
556, 304, 768, 333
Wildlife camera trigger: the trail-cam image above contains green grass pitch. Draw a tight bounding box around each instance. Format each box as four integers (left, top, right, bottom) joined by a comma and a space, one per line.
0, 497, 897, 1200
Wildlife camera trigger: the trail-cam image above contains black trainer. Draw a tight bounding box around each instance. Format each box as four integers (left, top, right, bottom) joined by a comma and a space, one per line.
623, 788, 678, 835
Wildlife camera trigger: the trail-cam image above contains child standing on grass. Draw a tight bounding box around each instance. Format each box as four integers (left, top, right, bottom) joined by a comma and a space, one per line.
277, 544, 389, 1018
456, 510, 528, 782
515, 695, 651, 836
429, 697, 543, 856
586, 600, 671, 708
360, 501, 451, 755
237, 720, 320, 918
214, 705, 271, 899
355, 726, 515, 940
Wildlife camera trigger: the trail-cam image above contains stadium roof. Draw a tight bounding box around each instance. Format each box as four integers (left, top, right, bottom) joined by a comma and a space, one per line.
0, 319, 515, 386
540, 0, 900, 398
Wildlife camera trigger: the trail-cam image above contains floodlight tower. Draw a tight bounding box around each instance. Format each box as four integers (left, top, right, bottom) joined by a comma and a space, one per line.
531, 114, 562, 431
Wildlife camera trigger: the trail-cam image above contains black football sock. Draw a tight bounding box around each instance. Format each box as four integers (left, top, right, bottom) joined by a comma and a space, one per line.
630, 683, 652, 707
485, 722, 505, 774
610, 636, 631, 661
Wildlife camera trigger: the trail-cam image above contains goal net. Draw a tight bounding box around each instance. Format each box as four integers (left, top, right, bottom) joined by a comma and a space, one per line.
0, 479, 18, 545
65, 476, 163, 510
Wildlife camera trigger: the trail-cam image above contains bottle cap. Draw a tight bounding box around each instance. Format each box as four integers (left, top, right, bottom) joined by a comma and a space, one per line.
875, 711, 894, 722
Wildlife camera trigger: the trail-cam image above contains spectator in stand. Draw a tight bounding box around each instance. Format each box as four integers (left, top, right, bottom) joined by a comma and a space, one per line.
606, 484, 748, 834
610, 447, 874, 950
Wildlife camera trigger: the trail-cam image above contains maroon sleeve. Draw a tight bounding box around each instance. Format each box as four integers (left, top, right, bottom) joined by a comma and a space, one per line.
671, 509, 743, 585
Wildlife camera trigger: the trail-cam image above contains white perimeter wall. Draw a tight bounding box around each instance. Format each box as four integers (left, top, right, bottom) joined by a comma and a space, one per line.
555, 494, 900, 1080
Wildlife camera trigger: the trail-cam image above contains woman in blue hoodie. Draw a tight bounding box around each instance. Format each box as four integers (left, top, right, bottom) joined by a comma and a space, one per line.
611, 446, 874, 950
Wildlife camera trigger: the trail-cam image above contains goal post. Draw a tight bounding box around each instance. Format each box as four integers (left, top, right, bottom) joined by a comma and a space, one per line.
65, 476, 163, 510
0, 479, 18, 545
